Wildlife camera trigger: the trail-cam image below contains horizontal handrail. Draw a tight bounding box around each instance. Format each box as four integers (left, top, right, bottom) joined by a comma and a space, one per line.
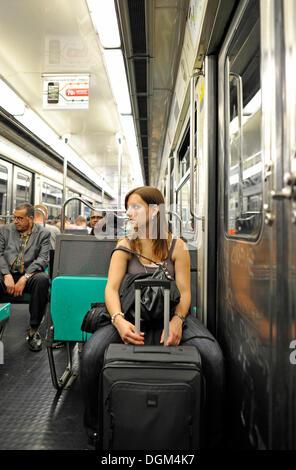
0, 208, 46, 227
61, 197, 127, 232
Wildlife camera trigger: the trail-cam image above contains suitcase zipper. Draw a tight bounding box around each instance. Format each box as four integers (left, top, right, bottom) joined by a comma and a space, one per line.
105, 381, 194, 449
103, 361, 200, 371
105, 381, 194, 414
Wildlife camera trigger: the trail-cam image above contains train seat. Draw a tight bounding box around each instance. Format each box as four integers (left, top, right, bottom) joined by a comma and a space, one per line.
0, 292, 31, 304
46, 234, 117, 389
50, 276, 107, 343
0, 302, 11, 340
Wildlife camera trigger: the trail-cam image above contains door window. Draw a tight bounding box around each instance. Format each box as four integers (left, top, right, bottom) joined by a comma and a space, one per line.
225, 0, 263, 239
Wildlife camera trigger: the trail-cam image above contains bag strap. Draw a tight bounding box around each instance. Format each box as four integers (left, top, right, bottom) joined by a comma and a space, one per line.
112, 245, 162, 266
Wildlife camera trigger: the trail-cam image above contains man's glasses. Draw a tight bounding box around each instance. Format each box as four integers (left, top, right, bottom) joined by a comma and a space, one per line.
14, 216, 28, 222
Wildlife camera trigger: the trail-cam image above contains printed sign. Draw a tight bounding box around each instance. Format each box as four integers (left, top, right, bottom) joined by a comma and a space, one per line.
188, 0, 206, 48
42, 74, 90, 110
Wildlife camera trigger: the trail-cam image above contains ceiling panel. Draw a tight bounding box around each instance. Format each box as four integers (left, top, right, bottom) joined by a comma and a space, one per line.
0, 0, 133, 194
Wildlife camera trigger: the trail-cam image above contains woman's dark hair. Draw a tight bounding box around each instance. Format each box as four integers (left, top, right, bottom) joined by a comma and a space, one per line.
125, 186, 171, 260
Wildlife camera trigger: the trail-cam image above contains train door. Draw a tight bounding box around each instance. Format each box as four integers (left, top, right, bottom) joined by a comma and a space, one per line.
13, 166, 33, 207
173, 135, 198, 317
217, 0, 270, 448
218, 0, 296, 449
188, 55, 217, 331
0, 158, 13, 218
274, 0, 296, 448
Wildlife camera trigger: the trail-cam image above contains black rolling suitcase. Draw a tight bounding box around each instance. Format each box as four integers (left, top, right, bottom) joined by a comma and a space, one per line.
100, 278, 202, 450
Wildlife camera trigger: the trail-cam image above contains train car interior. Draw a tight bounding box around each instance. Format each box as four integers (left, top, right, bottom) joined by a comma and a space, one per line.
0, 0, 295, 455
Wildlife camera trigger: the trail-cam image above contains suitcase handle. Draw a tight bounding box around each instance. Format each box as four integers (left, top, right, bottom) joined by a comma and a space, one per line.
134, 279, 170, 345
133, 346, 172, 354
134, 279, 170, 289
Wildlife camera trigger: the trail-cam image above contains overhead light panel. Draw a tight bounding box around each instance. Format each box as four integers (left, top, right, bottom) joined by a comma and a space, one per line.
104, 49, 131, 114
86, 0, 121, 48
0, 79, 25, 116
120, 114, 143, 185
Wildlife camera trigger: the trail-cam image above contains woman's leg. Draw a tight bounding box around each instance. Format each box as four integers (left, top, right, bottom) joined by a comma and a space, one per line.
181, 315, 225, 448
80, 324, 122, 439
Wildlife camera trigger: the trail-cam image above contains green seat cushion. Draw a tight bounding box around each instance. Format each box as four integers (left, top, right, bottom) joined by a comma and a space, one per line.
50, 276, 108, 342
0, 303, 11, 322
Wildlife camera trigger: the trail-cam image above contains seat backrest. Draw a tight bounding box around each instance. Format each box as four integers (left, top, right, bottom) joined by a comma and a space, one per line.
0, 303, 10, 322
52, 234, 117, 279
64, 229, 89, 235
50, 276, 108, 342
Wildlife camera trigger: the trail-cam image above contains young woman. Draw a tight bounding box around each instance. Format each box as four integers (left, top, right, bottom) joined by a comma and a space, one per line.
80, 186, 224, 448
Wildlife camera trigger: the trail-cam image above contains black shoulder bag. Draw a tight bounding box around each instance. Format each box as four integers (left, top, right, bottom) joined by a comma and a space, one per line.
113, 246, 180, 325
81, 245, 180, 334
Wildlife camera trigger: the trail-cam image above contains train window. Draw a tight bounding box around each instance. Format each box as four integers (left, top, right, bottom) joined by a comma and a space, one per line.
0, 164, 8, 215
14, 168, 32, 206
176, 177, 195, 240
42, 181, 62, 206
175, 147, 195, 241
225, 0, 263, 239
66, 191, 80, 221
41, 180, 62, 218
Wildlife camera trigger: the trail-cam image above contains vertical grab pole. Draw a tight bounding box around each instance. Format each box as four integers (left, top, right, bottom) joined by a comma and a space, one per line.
190, 69, 204, 222
163, 288, 170, 346
135, 288, 141, 335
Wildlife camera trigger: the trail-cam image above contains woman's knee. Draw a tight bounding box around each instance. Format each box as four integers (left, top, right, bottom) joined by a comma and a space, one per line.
81, 326, 120, 372
182, 316, 224, 377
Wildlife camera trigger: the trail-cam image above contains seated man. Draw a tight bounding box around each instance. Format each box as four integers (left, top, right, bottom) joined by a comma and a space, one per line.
89, 210, 106, 236
34, 204, 60, 250
0, 203, 50, 352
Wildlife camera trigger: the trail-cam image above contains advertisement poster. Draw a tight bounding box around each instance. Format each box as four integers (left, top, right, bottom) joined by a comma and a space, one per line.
42, 74, 89, 110
188, 0, 206, 49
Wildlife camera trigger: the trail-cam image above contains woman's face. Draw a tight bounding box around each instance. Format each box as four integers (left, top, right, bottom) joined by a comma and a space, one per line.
126, 194, 148, 231
126, 193, 158, 235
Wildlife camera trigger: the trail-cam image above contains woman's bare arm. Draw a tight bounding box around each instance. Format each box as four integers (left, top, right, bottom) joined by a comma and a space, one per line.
105, 238, 144, 344
161, 238, 191, 346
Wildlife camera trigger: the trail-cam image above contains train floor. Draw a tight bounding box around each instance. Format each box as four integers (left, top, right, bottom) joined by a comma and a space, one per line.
0, 303, 89, 451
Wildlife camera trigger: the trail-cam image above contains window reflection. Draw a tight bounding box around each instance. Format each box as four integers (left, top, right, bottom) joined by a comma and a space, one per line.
226, 2, 263, 239
0, 164, 8, 215
15, 172, 32, 206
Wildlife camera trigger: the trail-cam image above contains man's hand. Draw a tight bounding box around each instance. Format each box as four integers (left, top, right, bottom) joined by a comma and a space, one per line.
13, 276, 27, 297
4, 274, 15, 295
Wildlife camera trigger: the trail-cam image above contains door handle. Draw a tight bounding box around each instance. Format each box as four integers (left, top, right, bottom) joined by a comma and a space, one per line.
271, 172, 296, 200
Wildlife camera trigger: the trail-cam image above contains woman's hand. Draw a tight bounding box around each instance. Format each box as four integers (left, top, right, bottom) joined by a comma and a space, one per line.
160, 315, 183, 346
114, 316, 145, 345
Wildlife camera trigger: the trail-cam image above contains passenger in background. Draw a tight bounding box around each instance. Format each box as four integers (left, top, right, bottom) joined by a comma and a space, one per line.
89, 210, 106, 236
55, 215, 71, 230
75, 215, 87, 227
34, 204, 60, 250
0, 203, 50, 352
81, 186, 224, 449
